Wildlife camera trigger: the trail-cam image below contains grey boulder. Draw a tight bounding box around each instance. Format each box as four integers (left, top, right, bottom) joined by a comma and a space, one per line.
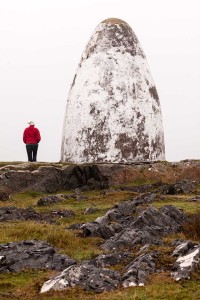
41, 263, 120, 293
171, 241, 200, 281
0, 240, 76, 272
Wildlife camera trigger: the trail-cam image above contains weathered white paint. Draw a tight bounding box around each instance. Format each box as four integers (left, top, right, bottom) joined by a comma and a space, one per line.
61, 18, 165, 163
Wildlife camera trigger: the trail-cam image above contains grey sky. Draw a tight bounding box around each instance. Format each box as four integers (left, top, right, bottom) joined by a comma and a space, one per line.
0, 0, 200, 162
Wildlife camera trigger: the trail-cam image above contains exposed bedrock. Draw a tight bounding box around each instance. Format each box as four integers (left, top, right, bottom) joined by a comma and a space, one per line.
0, 164, 108, 194
1, 161, 200, 197
0, 206, 74, 223
97, 160, 200, 186
171, 241, 200, 281
40, 195, 191, 294
40, 252, 159, 293
82, 193, 187, 251
41, 263, 121, 293
122, 252, 158, 287
61, 18, 165, 163
0, 240, 76, 273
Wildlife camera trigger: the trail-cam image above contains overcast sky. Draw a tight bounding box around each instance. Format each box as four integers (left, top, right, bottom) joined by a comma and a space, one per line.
0, 0, 200, 162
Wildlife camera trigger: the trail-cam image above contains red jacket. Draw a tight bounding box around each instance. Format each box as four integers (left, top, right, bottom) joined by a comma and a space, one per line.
23, 125, 41, 144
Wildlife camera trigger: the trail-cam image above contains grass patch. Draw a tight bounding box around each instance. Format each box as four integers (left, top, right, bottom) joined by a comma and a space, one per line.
0, 270, 54, 293
154, 195, 200, 214
38, 191, 128, 209
0, 221, 102, 261
0, 191, 45, 208
0, 161, 23, 167
0, 189, 131, 227
2, 189, 131, 211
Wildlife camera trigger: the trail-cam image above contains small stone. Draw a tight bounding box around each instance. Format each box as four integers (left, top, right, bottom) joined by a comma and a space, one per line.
84, 207, 98, 214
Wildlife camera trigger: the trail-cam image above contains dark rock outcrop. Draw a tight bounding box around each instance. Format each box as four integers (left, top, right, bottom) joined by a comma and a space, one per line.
0, 207, 74, 223
161, 180, 197, 195
0, 240, 76, 272
102, 205, 186, 251
1, 161, 200, 195
82, 222, 122, 239
40, 192, 191, 294
37, 194, 73, 206
119, 180, 197, 195
91, 252, 133, 268
81, 191, 186, 251
0, 165, 108, 193
37, 192, 88, 206
61, 165, 108, 190
0, 207, 48, 222
98, 160, 200, 186
40, 263, 121, 293
122, 252, 158, 287
40, 250, 159, 293
82, 193, 157, 238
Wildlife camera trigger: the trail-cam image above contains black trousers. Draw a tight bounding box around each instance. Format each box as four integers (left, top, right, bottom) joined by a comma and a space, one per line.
26, 144, 38, 162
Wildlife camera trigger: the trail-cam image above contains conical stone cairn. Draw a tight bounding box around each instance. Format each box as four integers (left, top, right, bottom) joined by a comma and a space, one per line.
61, 18, 165, 163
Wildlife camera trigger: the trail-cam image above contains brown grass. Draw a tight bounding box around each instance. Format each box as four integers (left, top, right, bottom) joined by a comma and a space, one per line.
182, 209, 200, 241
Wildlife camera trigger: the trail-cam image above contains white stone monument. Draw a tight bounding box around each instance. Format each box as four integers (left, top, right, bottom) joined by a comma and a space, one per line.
61, 18, 165, 163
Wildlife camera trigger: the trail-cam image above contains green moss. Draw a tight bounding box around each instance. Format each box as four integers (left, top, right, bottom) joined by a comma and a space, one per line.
0, 270, 52, 292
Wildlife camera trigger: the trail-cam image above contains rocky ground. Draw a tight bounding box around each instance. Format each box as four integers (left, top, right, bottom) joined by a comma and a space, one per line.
0, 161, 200, 299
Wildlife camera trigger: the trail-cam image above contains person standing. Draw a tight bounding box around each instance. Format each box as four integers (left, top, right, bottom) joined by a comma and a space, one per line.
23, 121, 41, 162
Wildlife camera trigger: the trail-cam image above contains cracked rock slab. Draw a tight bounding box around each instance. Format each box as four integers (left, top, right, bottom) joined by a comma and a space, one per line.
41, 263, 121, 293
171, 241, 200, 281
122, 252, 158, 287
83, 203, 186, 251
0, 240, 76, 272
